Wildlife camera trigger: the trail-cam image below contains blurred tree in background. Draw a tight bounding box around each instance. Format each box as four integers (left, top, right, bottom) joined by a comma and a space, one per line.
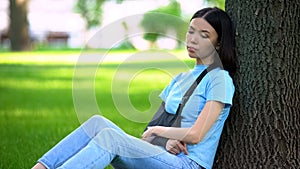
7, 0, 225, 51
9, 0, 31, 51
140, 0, 185, 48
74, 0, 124, 29
74, 0, 105, 29
7, 0, 125, 51
206, 0, 225, 10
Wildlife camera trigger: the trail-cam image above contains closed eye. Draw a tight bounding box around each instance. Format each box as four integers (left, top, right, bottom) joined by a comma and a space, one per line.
188, 30, 194, 34
200, 32, 209, 38
188, 26, 195, 34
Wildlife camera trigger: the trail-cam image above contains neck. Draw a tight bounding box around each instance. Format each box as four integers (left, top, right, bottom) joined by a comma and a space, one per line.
196, 54, 215, 65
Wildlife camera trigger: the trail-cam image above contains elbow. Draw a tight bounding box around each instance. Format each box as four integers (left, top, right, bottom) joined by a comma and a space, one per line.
187, 129, 204, 144
190, 138, 200, 145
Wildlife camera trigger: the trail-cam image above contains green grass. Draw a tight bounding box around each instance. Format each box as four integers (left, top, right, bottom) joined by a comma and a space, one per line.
0, 50, 194, 169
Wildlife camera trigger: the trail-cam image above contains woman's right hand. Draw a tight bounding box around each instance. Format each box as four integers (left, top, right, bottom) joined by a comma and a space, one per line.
166, 139, 188, 155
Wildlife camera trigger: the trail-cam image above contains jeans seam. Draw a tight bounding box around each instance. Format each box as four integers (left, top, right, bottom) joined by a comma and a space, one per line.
81, 148, 112, 169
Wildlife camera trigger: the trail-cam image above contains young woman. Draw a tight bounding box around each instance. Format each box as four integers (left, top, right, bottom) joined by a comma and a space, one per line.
32, 7, 237, 169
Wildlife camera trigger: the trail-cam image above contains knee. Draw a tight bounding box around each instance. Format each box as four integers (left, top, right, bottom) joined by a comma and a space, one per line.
81, 115, 108, 136
86, 114, 105, 126
90, 114, 103, 121
86, 114, 119, 130
96, 128, 119, 140
93, 128, 120, 150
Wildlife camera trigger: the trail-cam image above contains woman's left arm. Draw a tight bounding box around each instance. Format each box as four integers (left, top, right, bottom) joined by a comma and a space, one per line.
142, 101, 224, 144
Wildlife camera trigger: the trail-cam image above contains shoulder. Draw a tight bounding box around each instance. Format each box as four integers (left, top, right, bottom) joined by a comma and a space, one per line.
204, 68, 235, 95
204, 68, 235, 106
206, 68, 233, 86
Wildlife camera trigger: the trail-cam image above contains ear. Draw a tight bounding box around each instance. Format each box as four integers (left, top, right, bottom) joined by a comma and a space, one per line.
215, 43, 220, 51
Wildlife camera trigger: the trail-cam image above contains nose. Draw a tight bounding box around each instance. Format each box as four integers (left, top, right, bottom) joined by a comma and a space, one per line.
189, 34, 198, 44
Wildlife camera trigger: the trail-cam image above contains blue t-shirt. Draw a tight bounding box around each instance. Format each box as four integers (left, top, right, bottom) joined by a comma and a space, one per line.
159, 64, 235, 169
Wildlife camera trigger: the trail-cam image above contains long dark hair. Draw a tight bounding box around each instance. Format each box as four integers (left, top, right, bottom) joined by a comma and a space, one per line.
191, 7, 237, 76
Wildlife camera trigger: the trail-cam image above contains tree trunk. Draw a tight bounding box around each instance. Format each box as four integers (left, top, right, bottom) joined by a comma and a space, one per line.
214, 0, 300, 168
9, 0, 30, 51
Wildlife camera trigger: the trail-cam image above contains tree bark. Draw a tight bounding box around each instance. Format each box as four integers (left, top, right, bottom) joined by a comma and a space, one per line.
9, 0, 30, 51
214, 0, 300, 168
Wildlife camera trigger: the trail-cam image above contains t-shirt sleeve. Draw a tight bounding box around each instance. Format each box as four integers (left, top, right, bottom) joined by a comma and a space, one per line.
206, 70, 235, 108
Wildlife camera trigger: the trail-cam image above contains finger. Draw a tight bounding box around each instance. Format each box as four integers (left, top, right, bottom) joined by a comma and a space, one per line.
166, 141, 180, 154
172, 143, 182, 154
174, 141, 186, 155
180, 142, 188, 155
167, 148, 175, 154
182, 146, 188, 155
142, 129, 150, 138
170, 147, 180, 154
174, 145, 182, 154
177, 142, 185, 151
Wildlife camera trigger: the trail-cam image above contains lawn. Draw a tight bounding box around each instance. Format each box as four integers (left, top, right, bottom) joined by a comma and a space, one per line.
0, 50, 193, 169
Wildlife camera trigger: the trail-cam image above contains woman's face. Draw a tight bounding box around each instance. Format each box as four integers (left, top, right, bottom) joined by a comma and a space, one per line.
186, 18, 219, 62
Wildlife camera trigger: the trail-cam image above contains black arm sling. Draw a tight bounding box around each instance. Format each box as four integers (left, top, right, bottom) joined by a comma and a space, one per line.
144, 63, 218, 147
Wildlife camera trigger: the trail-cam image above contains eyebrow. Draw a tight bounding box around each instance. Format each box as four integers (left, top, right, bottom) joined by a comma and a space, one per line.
189, 26, 210, 34
201, 30, 210, 34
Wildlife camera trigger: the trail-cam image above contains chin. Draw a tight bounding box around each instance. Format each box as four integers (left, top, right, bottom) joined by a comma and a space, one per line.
188, 54, 198, 59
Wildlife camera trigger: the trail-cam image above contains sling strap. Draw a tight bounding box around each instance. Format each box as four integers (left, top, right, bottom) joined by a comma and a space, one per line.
172, 63, 219, 127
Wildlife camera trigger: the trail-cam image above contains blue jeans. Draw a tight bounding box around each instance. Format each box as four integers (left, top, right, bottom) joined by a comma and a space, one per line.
38, 115, 203, 169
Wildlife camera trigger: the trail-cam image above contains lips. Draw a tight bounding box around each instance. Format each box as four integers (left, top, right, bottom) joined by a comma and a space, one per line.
187, 46, 197, 53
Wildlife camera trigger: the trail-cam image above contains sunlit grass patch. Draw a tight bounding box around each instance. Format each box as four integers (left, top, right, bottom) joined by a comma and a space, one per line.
0, 50, 193, 168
